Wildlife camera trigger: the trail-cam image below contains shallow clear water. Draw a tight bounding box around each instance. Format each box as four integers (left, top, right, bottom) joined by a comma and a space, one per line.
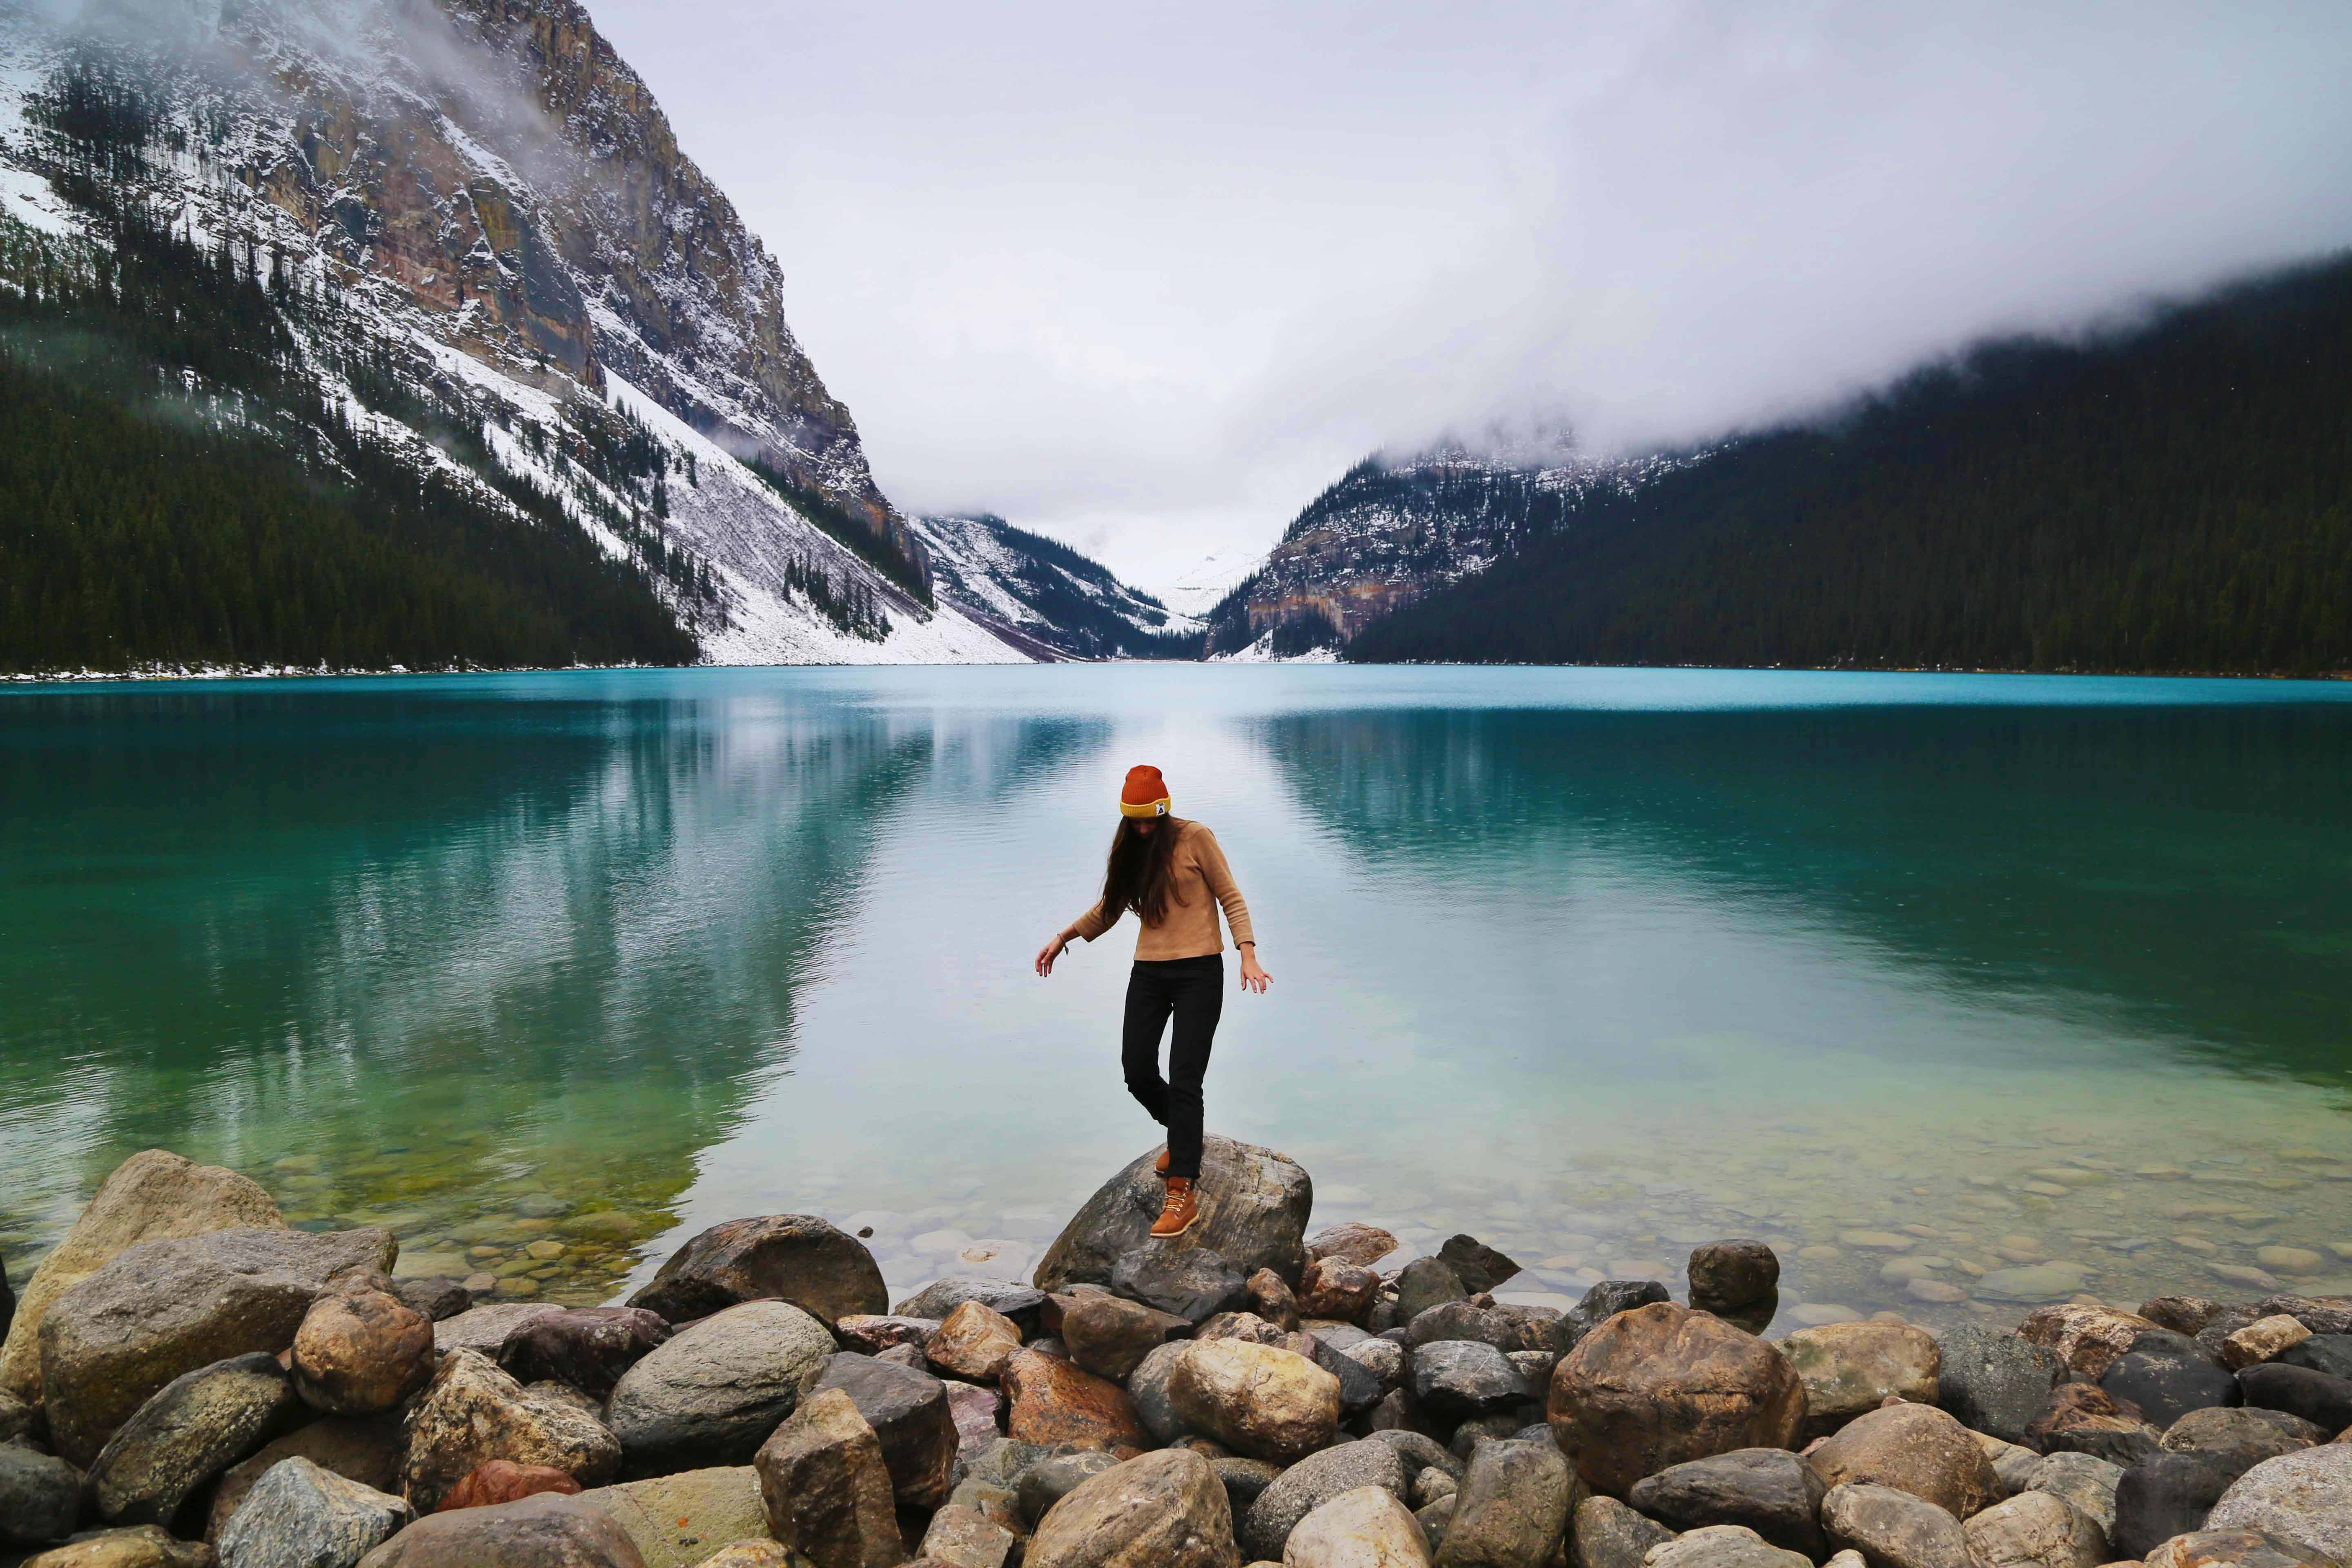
4, 664, 2350, 1328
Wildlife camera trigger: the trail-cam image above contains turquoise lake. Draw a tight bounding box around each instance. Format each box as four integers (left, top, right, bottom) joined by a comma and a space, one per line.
4, 664, 2350, 1330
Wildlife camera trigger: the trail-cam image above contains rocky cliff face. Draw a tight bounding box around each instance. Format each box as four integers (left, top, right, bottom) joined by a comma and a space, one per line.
0, 0, 1021, 663
220, 0, 920, 579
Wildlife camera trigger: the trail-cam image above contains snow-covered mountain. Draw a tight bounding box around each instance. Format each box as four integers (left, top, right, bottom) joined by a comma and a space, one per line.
911, 512, 1202, 661
0, 0, 1037, 667
1204, 441, 1697, 658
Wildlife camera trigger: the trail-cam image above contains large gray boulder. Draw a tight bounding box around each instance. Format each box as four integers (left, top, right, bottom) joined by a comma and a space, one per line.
1023, 1448, 1240, 1568
627, 1216, 886, 1325
1033, 1138, 1313, 1292
1435, 1436, 1575, 1568
2205, 1445, 2352, 1564
606, 1301, 833, 1476
354, 1491, 649, 1568
38, 1226, 395, 1466
217, 1457, 411, 1568
85, 1352, 302, 1529
1244, 1439, 1410, 1561
0, 1151, 283, 1409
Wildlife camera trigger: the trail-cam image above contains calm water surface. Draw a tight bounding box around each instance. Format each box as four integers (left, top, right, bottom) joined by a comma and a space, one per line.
4, 664, 2350, 1329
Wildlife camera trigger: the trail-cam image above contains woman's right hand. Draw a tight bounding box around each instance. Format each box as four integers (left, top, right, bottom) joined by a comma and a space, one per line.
1034, 933, 1067, 977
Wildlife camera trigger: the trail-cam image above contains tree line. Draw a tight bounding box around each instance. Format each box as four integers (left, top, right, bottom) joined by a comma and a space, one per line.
1348, 254, 2352, 675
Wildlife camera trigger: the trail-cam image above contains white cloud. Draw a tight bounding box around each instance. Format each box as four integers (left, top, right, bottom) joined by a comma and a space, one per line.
586, 0, 2352, 589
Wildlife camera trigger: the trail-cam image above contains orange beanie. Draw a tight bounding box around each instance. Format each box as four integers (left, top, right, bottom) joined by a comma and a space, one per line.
1120, 764, 1171, 818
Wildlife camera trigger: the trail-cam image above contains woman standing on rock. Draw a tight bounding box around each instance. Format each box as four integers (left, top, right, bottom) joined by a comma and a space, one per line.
1035, 764, 1270, 1239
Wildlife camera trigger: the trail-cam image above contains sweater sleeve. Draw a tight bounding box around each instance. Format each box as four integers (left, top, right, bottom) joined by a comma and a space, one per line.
1070, 898, 1118, 942
1192, 827, 1256, 948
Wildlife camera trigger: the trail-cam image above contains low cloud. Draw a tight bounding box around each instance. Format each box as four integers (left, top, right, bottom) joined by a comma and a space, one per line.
356, 2, 2352, 583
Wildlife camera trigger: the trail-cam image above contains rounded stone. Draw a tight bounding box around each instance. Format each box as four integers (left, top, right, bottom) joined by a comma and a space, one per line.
1022, 1448, 1240, 1568
1169, 1339, 1341, 1464
1242, 1439, 1410, 1562
1960, 1488, 2108, 1568
1546, 1302, 1803, 1497
605, 1301, 834, 1476
1283, 1483, 1430, 1566
1804, 1401, 2000, 1521
292, 1290, 435, 1416
1776, 1323, 1939, 1434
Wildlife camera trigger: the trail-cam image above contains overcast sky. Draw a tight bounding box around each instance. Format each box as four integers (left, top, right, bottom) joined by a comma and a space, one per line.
586, 0, 2352, 597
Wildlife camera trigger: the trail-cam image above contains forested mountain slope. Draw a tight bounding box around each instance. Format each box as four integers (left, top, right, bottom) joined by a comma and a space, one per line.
1201, 445, 1686, 658
1349, 255, 2352, 675
0, 0, 1032, 672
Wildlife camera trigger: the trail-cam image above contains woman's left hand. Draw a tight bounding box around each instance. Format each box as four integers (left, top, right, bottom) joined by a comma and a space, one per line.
1238, 948, 1271, 994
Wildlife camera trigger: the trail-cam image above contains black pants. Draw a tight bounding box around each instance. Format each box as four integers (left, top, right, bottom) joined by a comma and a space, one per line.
1122, 955, 1223, 1181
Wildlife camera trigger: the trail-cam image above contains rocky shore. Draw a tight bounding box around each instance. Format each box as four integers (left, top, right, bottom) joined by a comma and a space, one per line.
1, 1140, 2348, 1568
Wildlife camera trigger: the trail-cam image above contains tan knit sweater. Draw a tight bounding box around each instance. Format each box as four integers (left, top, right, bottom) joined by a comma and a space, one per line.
1069, 820, 1256, 960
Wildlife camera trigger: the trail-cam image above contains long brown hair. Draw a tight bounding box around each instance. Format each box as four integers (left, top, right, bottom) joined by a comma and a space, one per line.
1100, 816, 1188, 927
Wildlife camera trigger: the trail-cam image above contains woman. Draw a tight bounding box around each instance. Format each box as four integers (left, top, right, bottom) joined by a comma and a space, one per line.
1035, 764, 1270, 1237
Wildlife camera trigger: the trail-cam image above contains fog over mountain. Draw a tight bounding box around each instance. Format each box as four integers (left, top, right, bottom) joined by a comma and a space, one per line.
585, 0, 2352, 592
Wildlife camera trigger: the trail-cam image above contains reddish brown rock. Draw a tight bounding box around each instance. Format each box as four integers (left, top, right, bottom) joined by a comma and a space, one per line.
2017, 1304, 2161, 1379
1000, 1348, 1149, 1457
1297, 1259, 1381, 1325
2026, 1381, 2163, 1461
1804, 1401, 2001, 1520
835, 1316, 940, 1356
292, 1289, 436, 1415
435, 1459, 585, 1512
1307, 1225, 1401, 1269
1546, 1302, 1805, 1497
1245, 1270, 1299, 1333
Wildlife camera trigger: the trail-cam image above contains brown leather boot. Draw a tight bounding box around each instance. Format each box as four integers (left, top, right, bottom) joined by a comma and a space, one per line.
1154, 1149, 1170, 1178
1151, 1178, 1198, 1237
